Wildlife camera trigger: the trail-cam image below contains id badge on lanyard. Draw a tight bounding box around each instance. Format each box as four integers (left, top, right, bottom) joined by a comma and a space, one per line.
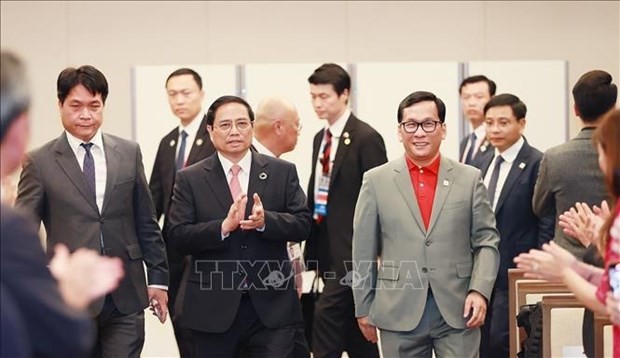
314, 174, 330, 218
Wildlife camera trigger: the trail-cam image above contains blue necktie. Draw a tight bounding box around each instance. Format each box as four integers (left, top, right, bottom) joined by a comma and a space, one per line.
464, 133, 477, 164
81, 143, 96, 201
487, 155, 504, 207
176, 130, 188, 171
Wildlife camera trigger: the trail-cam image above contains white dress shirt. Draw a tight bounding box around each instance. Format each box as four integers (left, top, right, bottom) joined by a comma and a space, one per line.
176, 112, 204, 164
65, 129, 107, 212
461, 124, 489, 163
483, 137, 525, 210
313, 108, 350, 197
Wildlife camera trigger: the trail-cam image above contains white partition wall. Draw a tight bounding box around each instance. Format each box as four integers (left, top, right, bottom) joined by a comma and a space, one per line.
244, 63, 348, 193
131, 64, 238, 180
355, 62, 463, 161
467, 61, 569, 152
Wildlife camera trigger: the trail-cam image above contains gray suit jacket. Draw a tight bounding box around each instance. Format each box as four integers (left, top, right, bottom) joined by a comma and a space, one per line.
352, 155, 499, 331
16, 132, 168, 316
532, 128, 609, 259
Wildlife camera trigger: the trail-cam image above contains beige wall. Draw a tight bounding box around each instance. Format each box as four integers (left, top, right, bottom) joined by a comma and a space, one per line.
1, 1, 618, 148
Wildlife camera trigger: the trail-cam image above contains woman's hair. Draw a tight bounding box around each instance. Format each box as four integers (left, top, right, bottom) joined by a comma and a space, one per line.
593, 109, 620, 255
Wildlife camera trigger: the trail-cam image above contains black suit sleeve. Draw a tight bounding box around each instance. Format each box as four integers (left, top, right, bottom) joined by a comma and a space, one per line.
262, 163, 312, 243
15, 153, 45, 225
167, 170, 228, 255
532, 160, 556, 246
360, 130, 388, 174
149, 140, 165, 220
133, 145, 169, 286
1, 211, 94, 357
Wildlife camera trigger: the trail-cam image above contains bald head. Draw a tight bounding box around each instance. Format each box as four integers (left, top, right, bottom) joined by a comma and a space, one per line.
254, 96, 301, 157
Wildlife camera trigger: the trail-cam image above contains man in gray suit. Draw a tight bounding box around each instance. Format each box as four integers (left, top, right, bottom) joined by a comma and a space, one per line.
352, 91, 500, 357
533, 70, 616, 260
16, 65, 169, 357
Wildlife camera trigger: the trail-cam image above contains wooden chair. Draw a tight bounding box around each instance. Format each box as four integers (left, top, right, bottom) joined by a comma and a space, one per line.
541, 295, 584, 357
594, 312, 612, 358
508, 269, 572, 357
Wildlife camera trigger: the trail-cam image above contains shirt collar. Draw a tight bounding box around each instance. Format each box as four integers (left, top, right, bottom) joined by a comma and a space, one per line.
473, 124, 487, 140
179, 112, 204, 138
218, 149, 252, 176
406, 154, 441, 175
65, 129, 104, 153
326, 109, 351, 138
494, 136, 524, 163
252, 137, 275, 158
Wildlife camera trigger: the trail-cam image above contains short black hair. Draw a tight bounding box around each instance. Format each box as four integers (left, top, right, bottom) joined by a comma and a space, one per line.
206, 95, 254, 126
572, 70, 617, 122
397, 91, 446, 123
166, 68, 203, 90
57, 65, 109, 104
483, 93, 527, 120
308, 63, 351, 97
459, 75, 497, 96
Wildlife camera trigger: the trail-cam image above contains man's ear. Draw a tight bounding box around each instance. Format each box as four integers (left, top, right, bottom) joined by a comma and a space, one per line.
273, 118, 283, 135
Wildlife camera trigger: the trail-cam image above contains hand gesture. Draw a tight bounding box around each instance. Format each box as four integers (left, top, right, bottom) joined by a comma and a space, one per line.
357, 316, 378, 343
558, 201, 610, 247
148, 288, 169, 324
49, 244, 124, 310
464, 290, 487, 328
513, 241, 577, 282
222, 193, 248, 235
240, 193, 265, 231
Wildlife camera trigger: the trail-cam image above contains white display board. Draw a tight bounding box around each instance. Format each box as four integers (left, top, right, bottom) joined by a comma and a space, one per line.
467, 61, 568, 152
131, 64, 238, 180
355, 62, 463, 161
244, 63, 348, 193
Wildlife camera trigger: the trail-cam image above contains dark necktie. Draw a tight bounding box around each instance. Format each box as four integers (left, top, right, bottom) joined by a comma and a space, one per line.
464, 132, 477, 164
319, 129, 332, 174
80, 143, 96, 201
487, 155, 504, 207
176, 130, 188, 171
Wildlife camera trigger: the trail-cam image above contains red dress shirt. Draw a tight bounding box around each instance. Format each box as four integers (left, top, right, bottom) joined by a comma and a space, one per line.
406, 155, 440, 230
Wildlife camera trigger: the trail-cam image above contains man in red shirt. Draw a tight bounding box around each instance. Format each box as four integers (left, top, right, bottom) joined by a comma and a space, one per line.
352, 91, 500, 357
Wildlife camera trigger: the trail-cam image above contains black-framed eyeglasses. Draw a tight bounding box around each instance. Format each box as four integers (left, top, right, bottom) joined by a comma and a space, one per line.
400, 120, 442, 134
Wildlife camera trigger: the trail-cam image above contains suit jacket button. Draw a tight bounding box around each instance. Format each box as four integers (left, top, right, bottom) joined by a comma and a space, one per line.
425, 240, 431, 246
241, 245, 247, 250
421, 267, 428, 273
100, 218, 104, 223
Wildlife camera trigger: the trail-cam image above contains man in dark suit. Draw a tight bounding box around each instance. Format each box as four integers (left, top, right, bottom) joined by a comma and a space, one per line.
459, 75, 496, 165
15, 64, 169, 357
167, 95, 311, 357
304, 63, 387, 358
149, 68, 215, 357
1, 51, 123, 357
472, 94, 555, 358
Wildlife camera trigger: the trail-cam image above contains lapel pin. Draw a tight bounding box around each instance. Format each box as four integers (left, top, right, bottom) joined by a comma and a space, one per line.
343, 131, 350, 139
519, 162, 526, 169
443, 180, 449, 187
259, 172, 267, 180
196, 138, 204, 146
480, 144, 487, 152
344, 138, 351, 145
169, 139, 176, 147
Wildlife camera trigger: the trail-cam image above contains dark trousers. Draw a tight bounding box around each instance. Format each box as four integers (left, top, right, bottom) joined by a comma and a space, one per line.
92, 295, 145, 358
480, 288, 509, 358
168, 254, 195, 358
292, 321, 310, 358
312, 276, 379, 358
193, 294, 295, 358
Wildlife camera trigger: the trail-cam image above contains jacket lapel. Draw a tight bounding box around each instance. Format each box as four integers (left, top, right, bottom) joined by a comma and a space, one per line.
186, 115, 212, 166
101, 134, 118, 214
203, 155, 233, 211
329, 114, 355, 190
246, 152, 269, 218
393, 157, 426, 233
494, 140, 532, 213
53, 133, 99, 213
427, 156, 454, 235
